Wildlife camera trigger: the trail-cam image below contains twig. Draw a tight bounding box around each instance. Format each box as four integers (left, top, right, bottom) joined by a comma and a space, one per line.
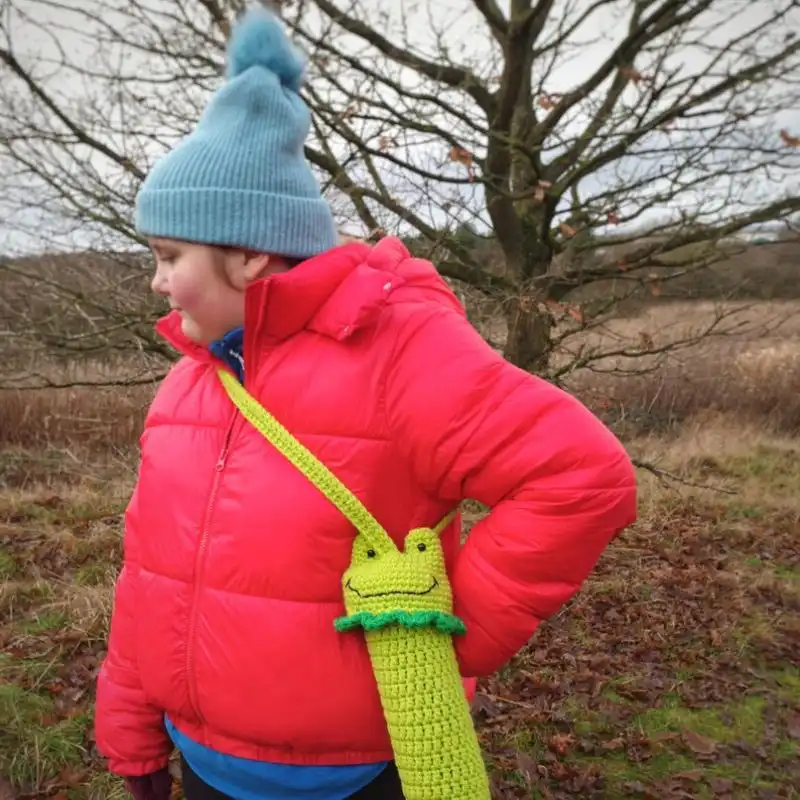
632, 457, 737, 494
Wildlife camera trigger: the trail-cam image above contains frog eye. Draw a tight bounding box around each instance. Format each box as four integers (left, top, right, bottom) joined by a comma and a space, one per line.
417, 542, 427, 552
366, 549, 376, 558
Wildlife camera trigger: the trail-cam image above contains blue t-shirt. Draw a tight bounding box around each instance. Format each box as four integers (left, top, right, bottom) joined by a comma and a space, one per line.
166, 718, 387, 800
195, 329, 389, 798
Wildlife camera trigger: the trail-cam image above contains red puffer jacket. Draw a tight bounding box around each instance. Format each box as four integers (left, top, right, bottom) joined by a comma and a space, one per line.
95, 238, 636, 776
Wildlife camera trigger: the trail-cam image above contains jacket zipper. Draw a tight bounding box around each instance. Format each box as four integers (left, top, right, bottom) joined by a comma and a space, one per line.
185, 410, 239, 723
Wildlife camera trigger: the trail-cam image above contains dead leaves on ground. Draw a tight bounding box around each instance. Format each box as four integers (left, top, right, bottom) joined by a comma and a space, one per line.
475, 504, 799, 798
2, 492, 799, 798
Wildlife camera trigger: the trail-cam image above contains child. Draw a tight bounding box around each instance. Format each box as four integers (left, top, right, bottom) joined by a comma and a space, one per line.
94, 7, 637, 800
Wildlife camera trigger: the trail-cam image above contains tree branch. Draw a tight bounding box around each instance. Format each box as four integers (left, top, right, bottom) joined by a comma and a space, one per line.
472, 0, 507, 41
558, 38, 800, 190
0, 44, 145, 181
533, 0, 713, 150
311, 0, 496, 114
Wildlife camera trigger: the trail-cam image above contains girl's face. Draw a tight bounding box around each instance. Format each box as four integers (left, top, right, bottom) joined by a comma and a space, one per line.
149, 239, 279, 344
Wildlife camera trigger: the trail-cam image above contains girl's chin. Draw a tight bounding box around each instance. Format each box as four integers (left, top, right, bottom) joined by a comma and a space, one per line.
179, 316, 212, 345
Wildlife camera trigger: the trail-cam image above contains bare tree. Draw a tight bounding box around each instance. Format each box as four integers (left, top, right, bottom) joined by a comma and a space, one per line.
0, 0, 798, 386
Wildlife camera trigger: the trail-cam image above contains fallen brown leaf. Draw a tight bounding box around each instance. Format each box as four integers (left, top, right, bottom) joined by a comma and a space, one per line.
709, 776, 735, 793
682, 729, 717, 755
623, 779, 661, 798
549, 732, 576, 755
471, 691, 499, 720
602, 736, 626, 751
515, 750, 538, 787
549, 760, 571, 780
674, 769, 703, 782
58, 766, 89, 786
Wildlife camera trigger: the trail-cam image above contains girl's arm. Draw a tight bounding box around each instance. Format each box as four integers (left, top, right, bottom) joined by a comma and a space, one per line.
95, 486, 173, 776
384, 304, 636, 678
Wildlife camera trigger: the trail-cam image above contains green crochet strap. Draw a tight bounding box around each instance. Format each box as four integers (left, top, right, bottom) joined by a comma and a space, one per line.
217, 369, 454, 552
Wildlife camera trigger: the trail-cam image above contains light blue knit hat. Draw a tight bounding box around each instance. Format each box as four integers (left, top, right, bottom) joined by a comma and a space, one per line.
134, 5, 338, 259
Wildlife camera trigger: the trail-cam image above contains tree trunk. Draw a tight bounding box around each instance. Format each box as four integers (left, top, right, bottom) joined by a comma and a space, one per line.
503, 294, 553, 375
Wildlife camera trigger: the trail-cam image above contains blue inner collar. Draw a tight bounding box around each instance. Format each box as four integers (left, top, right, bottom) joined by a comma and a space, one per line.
209, 326, 244, 382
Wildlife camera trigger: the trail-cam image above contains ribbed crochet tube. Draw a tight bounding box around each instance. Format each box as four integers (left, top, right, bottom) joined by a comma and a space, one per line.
364, 626, 490, 800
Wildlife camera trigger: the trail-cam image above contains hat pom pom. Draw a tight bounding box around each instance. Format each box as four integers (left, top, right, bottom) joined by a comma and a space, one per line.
225, 5, 307, 92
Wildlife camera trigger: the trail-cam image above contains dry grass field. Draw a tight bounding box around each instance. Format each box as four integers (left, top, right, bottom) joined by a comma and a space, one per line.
0, 299, 798, 799
566, 301, 800, 436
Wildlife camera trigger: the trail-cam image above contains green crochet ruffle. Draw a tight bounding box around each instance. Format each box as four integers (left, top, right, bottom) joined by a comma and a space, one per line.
334, 609, 466, 635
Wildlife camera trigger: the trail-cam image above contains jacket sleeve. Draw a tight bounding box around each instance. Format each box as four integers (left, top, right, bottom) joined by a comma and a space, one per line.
95, 487, 173, 776
384, 304, 637, 678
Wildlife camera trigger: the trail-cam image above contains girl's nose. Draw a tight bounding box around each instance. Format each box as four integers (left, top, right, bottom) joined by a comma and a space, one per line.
151, 269, 168, 296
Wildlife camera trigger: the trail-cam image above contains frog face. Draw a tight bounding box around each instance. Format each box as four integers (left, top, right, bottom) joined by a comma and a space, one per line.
341, 527, 452, 617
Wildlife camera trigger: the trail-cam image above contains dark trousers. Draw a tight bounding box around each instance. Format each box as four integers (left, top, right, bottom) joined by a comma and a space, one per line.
180, 755, 405, 800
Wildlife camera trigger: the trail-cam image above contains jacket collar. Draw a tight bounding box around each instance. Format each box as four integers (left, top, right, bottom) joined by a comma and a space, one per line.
156, 238, 411, 363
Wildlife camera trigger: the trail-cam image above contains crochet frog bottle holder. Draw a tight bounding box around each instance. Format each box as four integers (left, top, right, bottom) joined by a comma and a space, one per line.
336, 523, 490, 800
218, 369, 491, 800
